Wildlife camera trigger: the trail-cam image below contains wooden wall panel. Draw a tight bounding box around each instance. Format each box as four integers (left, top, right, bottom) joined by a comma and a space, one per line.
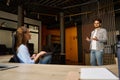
42, 25, 60, 47
82, 24, 93, 53
47, 29, 60, 36
41, 25, 48, 47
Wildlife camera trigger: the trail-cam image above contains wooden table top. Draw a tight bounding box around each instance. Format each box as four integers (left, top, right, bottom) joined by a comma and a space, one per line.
0, 63, 118, 80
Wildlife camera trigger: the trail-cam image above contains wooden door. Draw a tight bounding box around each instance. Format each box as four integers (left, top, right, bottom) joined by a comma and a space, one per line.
65, 27, 78, 64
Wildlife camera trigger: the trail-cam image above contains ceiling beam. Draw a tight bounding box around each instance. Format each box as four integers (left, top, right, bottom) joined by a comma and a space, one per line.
30, 12, 57, 17
63, 0, 97, 9
64, 11, 92, 17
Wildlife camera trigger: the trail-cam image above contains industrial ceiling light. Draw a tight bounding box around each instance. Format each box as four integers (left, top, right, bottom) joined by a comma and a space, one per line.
69, 16, 72, 21
37, 13, 40, 19
55, 16, 57, 21
6, 0, 10, 6
24, 10, 26, 16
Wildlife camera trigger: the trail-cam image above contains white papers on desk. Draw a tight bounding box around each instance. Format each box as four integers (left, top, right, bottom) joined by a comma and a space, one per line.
80, 68, 119, 80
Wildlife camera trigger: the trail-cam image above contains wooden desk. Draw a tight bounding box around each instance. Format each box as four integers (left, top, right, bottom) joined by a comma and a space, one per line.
0, 63, 118, 80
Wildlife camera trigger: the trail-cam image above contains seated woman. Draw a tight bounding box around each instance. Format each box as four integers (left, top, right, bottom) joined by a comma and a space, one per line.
15, 26, 52, 64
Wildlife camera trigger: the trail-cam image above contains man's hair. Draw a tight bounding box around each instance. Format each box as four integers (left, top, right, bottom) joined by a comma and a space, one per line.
94, 18, 102, 23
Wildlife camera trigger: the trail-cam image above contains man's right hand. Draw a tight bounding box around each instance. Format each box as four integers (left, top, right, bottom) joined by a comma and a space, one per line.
86, 37, 90, 41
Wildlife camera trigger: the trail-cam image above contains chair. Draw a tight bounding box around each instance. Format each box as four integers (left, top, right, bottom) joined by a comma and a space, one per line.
9, 33, 20, 63
9, 54, 20, 63
0, 44, 8, 55
103, 53, 116, 65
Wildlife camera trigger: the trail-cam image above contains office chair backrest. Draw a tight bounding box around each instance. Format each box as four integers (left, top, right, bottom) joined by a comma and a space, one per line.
9, 54, 20, 63
9, 33, 20, 63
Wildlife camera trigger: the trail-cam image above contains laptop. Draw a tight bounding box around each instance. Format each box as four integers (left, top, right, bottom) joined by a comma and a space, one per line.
0, 64, 18, 71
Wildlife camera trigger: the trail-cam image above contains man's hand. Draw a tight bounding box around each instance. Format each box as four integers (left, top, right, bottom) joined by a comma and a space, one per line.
86, 37, 90, 41
92, 36, 99, 41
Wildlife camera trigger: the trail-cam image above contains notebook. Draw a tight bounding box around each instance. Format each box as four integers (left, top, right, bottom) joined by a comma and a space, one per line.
80, 68, 119, 80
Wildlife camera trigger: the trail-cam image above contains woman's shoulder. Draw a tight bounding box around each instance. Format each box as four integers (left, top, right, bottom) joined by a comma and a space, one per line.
18, 44, 27, 49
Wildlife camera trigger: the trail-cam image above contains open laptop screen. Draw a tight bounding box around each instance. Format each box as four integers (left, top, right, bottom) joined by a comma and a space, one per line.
0, 64, 18, 71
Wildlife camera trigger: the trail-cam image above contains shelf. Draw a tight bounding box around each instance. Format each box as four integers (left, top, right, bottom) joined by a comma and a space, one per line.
0, 27, 16, 31
51, 35, 60, 43
0, 26, 38, 34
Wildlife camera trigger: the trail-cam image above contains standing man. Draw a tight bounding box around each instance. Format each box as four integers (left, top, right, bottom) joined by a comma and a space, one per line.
86, 18, 107, 66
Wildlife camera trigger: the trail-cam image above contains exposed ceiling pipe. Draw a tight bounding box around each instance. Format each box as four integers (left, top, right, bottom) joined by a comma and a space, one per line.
63, 0, 97, 9
55, 0, 69, 6
50, 0, 64, 6
40, 0, 50, 5
64, 11, 92, 17
45, 0, 58, 5
38, 0, 45, 3
31, 12, 58, 21
64, 0, 120, 17
97, 0, 100, 17
31, 12, 57, 17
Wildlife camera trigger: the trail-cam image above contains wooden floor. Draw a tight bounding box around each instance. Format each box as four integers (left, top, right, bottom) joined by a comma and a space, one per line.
0, 55, 12, 63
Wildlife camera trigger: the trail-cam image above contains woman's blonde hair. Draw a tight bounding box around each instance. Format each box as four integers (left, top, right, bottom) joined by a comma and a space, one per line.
15, 26, 28, 51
